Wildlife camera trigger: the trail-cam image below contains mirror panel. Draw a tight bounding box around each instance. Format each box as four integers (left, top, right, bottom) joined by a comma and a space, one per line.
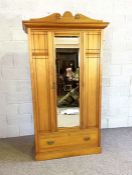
55, 37, 80, 127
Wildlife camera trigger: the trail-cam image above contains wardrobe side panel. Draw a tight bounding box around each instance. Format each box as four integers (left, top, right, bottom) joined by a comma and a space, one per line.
30, 31, 55, 132
82, 31, 101, 127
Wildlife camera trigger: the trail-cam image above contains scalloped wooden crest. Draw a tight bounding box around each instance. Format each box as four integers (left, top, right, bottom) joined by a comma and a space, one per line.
30, 11, 102, 22
22, 11, 109, 32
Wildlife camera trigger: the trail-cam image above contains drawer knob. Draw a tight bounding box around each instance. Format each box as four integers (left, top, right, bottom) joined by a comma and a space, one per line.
83, 137, 90, 141
47, 140, 55, 145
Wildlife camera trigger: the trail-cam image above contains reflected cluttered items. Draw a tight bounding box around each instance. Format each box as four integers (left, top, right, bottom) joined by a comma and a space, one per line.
58, 67, 79, 108
56, 48, 80, 127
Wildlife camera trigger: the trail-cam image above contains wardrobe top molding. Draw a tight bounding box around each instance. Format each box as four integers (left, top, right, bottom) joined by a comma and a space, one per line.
22, 11, 109, 33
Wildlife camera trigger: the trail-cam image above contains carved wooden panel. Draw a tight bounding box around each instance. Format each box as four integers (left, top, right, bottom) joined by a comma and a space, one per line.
31, 31, 49, 59
29, 31, 57, 132
81, 31, 101, 128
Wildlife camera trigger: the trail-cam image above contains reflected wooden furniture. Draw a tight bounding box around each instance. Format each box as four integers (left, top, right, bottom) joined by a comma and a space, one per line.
22, 11, 109, 160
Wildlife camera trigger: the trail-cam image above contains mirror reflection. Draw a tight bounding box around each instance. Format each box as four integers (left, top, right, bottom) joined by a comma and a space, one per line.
55, 37, 80, 127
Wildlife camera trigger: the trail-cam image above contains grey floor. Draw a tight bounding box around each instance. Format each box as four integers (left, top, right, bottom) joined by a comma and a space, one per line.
0, 128, 132, 175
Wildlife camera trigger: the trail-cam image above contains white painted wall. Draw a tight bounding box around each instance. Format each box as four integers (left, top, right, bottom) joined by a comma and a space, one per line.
0, 0, 132, 138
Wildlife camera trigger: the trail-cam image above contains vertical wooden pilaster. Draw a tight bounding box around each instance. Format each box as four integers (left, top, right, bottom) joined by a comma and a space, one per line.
80, 31, 101, 128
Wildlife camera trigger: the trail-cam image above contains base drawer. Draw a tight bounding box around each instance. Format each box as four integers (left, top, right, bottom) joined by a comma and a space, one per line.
38, 128, 99, 150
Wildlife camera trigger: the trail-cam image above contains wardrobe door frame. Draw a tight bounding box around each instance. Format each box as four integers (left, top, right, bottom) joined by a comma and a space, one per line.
53, 30, 101, 131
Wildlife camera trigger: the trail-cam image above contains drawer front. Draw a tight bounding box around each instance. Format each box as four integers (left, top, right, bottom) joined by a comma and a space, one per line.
39, 130, 98, 150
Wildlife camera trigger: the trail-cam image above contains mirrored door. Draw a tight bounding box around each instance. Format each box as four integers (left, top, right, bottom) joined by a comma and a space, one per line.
54, 36, 80, 127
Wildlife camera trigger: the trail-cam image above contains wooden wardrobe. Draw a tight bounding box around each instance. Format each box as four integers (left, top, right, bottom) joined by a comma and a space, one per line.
22, 11, 108, 160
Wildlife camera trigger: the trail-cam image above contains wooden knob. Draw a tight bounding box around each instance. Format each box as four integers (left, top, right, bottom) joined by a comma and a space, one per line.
47, 140, 55, 145
83, 137, 90, 141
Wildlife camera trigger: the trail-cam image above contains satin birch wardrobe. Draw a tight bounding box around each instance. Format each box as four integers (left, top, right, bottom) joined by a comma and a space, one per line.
22, 11, 108, 160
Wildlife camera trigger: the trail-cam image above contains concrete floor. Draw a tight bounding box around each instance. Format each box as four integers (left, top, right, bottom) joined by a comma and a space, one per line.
0, 128, 132, 175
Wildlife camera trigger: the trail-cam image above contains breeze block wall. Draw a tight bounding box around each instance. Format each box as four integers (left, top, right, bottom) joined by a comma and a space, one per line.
0, 0, 132, 138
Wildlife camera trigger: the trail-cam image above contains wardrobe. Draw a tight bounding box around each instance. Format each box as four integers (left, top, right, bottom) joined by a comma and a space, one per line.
22, 11, 108, 160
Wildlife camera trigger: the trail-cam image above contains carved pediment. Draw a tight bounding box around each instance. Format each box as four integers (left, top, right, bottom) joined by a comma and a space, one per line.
23, 11, 109, 32
30, 11, 102, 23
